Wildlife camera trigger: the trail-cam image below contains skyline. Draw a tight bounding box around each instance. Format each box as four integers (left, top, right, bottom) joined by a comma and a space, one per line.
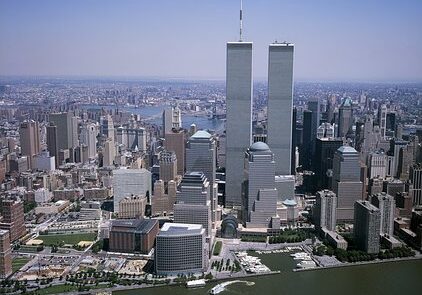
0, 0, 422, 82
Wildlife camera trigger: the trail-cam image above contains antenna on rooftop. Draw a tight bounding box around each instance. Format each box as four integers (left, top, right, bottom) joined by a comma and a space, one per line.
239, 0, 243, 41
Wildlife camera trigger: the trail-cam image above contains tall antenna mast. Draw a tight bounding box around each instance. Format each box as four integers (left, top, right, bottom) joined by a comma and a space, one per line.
239, 0, 243, 41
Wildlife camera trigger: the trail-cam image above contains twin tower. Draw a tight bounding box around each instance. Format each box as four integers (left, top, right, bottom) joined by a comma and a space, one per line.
225, 41, 294, 206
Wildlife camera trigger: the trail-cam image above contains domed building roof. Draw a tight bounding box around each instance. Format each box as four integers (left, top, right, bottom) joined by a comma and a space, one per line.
282, 198, 297, 207
191, 130, 212, 139
249, 141, 270, 152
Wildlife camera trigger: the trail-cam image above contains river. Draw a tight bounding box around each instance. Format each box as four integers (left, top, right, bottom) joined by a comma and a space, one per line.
80, 104, 225, 133
113, 259, 422, 295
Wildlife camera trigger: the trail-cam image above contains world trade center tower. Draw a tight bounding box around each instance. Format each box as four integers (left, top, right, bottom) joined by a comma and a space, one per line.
225, 41, 253, 206
267, 42, 294, 176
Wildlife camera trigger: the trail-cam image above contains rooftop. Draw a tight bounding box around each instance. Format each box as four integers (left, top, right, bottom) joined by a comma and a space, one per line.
337, 145, 357, 154
249, 141, 270, 152
111, 219, 158, 234
191, 130, 212, 139
159, 222, 204, 237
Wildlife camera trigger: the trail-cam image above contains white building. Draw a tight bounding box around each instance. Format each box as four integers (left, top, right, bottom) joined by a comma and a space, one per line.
34, 188, 52, 204
34, 150, 55, 171
113, 168, 151, 213
155, 223, 207, 275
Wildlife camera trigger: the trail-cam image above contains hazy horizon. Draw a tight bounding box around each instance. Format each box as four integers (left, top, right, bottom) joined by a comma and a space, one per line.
1, 0, 421, 82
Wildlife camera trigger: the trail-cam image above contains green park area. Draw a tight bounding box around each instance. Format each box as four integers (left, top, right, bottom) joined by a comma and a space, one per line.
12, 257, 31, 273
38, 233, 97, 247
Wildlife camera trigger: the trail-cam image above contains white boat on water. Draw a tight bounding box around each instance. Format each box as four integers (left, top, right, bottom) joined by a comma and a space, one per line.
186, 279, 206, 288
296, 260, 316, 269
210, 281, 255, 294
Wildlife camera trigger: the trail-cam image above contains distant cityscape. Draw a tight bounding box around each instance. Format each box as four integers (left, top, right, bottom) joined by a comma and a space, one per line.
1, 1, 422, 295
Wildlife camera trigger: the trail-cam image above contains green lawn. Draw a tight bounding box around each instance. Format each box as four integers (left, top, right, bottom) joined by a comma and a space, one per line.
34, 284, 78, 295
12, 257, 31, 272
39, 233, 97, 246
33, 283, 107, 295
213, 241, 222, 256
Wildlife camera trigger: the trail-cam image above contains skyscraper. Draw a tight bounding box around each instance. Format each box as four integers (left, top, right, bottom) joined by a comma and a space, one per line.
243, 142, 278, 228
186, 130, 216, 184
332, 146, 363, 222
164, 129, 185, 175
113, 168, 152, 213
19, 120, 41, 167
410, 164, 422, 205
49, 112, 78, 149
46, 123, 59, 166
378, 104, 387, 139
267, 42, 294, 176
173, 172, 212, 236
80, 122, 98, 159
354, 200, 381, 254
314, 190, 337, 231
314, 137, 343, 190
162, 106, 182, 136
0, 230, 12, 279
0, 199, 25, 242
186, 130, 218, 223
337, 98, 353, 138
370, 192, 395, 236
159, 150, 177, 183
225, 41, 253, 206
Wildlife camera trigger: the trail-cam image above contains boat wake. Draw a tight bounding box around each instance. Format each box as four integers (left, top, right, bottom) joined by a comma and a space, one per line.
209, 280, 255, 294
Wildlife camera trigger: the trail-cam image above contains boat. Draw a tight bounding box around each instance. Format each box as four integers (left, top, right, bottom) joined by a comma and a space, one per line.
210, 283, 226, 294
296, 260, 317, 269
186, 279, 206, 288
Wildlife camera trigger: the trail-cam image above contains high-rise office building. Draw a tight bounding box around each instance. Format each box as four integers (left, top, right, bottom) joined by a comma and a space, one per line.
155, 223, 207, 275
314, 138, 343, 190
159, 151, 177, 182
410, 164, 422, 205
173, 172, 211, 235
186, 130, 218, 223
0, 230, 12, 279
152, 180, 177, 216
164, 129, 185, 175
337, 98, 353, 138
243, 142, 278, 228
103, 138, 115, 167
367, 151, 387, 179
225, 41, 253, 206
267, 42, 294, 176
301, 110, 313, 169
19, 120, 41, 167
113, 168, 151, 213
354, 200, 381, 254
370, 192, 395, 236
162, 106, 182, 136
314, 190, 337, 231
80, 122, 97, 159
49, 112, 78, 149
101, 114, 114, 140
46, 123, 59, 166
332, 146, 363, 222
378, 104, 387, 139
186, 130, 216, 184
0, 199, 25, 242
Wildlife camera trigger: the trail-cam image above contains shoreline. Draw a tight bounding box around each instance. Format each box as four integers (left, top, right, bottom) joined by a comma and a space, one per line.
294, 255, 422, 272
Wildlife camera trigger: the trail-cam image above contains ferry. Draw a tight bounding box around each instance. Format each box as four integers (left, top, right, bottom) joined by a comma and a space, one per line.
186, 279, 206, 288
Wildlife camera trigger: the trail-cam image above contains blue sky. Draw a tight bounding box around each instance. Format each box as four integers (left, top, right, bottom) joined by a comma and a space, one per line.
0, 0, 421, 81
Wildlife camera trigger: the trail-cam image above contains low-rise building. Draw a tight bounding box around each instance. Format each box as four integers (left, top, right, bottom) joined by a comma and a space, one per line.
109, 219, 159, 254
